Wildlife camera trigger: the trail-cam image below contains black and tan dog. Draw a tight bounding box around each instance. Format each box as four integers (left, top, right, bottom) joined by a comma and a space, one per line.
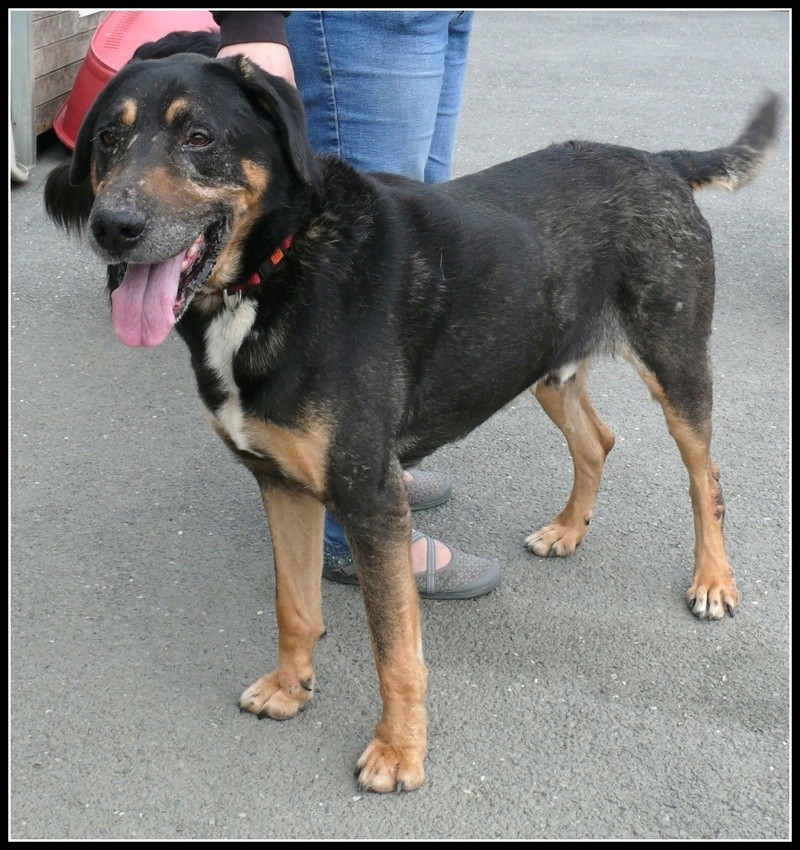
44, 35, 779, 792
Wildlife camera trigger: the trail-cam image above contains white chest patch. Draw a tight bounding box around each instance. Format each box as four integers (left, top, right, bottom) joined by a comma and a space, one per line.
204, 302, 264, 456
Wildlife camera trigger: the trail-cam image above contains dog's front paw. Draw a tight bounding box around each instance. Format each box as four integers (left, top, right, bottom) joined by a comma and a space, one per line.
239, 670, 313, 720
525, 522, 584, 557
355, 738, 426, 793
686, 575, 739, 620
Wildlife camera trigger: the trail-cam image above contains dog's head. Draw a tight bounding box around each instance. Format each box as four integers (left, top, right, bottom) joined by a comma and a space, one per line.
45, 49, 320, 348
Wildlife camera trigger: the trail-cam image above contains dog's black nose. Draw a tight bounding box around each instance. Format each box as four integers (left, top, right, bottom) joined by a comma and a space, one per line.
91, 208, 147, 255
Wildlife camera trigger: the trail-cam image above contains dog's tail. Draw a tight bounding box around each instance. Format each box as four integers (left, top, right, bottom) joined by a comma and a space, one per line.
657, 92, 780, 192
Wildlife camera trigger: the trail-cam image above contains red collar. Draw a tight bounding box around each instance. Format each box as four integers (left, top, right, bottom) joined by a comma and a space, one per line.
222, 234, 294, 311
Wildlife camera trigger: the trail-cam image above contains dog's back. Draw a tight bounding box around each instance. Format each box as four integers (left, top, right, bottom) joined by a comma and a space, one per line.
410, 93, 779, 436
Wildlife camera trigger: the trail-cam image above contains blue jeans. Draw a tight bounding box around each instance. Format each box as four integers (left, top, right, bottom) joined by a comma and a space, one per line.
286, 11, 474, 552
286, 10, 474, 182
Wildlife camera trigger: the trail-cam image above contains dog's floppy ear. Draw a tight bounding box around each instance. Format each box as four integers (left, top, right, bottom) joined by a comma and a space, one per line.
216, 55, 320, 188
44, 163, 95, 234
46, 68, 123, 231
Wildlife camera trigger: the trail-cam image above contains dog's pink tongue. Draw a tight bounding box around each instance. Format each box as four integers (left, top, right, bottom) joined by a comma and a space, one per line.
111, 253, 185, 348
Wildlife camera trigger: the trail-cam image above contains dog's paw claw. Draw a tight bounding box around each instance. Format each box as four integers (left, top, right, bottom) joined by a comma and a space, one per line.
685, 579, 739, 620
239, 670, 313, 719
355, 739, 425, 793
525, 523, 583, 558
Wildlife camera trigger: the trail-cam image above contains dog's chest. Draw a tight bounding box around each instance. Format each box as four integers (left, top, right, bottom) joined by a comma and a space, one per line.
203, 302, 261, 455
202, 305, 329, 494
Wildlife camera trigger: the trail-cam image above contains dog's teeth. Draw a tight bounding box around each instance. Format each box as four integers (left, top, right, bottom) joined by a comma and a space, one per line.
183, 235, 205, 264
181, 235, 207, 273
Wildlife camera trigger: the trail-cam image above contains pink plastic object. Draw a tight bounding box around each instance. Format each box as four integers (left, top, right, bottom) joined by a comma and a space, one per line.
52, 10, 218, 150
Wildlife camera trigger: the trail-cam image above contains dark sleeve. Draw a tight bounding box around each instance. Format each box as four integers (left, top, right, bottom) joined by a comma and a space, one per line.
211, 11, 290, 49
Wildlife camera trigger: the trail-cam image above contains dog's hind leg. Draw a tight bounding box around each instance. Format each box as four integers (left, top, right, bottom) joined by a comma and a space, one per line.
634, 364, 739, 620
239, 487, 326, 719
527, 362, 615, 557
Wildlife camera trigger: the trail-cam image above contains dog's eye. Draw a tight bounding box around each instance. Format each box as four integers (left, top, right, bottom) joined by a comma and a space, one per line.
98, 130, 116, 148
184, 130, 212, 148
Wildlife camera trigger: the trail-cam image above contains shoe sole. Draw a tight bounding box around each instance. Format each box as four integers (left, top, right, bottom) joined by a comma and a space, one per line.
323, 563, 501, 600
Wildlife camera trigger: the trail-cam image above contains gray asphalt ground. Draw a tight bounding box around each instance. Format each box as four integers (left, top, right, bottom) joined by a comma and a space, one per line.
9, 10, 790, 841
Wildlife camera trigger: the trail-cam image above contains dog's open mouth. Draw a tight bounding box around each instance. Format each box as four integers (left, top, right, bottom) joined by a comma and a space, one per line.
110, 222, 223, 349
175, 223, 223, 318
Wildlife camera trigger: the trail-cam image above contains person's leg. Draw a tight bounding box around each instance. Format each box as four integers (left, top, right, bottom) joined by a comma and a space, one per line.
286, 11, 498, 597
424, 10, 474, 183
287, 10, 468, 179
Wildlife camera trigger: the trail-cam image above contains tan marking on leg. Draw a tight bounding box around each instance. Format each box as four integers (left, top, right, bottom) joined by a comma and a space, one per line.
341, 485, 427, 792
636, 368, 738, 619
239, 487, 326, 719
353, 524, 427, 793
527, 363, 615, 556
165, 97, 189, 125
241, 415, 330, 496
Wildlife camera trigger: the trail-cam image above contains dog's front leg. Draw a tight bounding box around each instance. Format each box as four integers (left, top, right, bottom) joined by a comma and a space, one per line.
342, 496, 428, 793
239, 486, 326, 719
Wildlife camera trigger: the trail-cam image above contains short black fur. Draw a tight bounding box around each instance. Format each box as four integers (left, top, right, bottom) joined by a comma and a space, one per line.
44, 32, 779, 792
